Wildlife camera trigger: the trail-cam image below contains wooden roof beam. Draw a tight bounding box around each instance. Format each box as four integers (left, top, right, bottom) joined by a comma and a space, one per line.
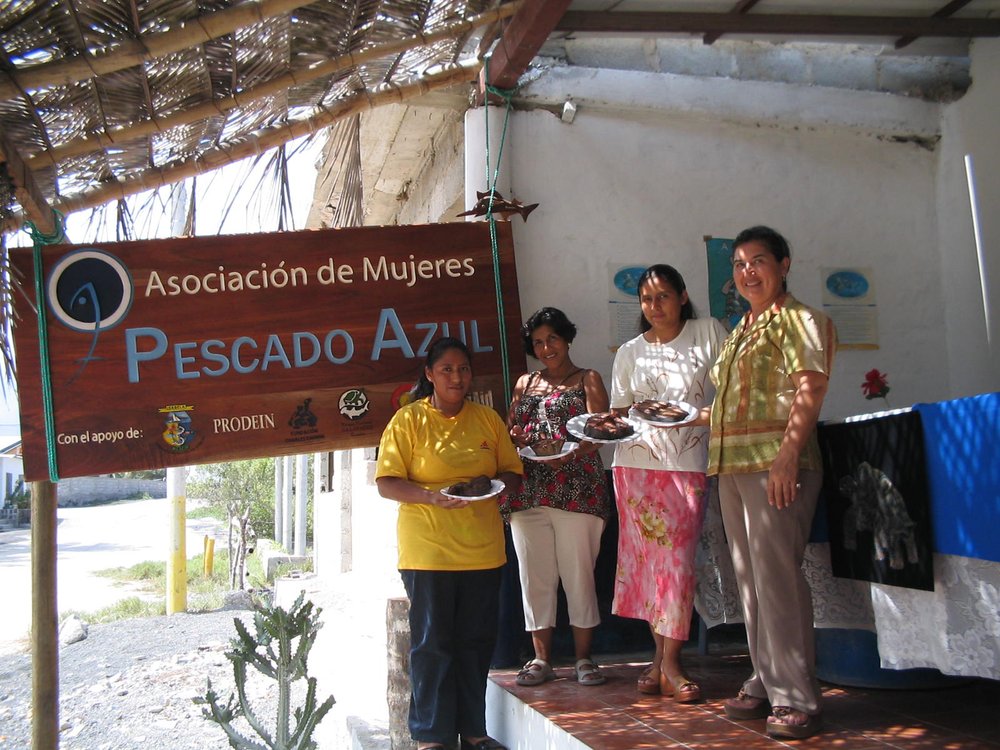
895, 0, 974, 50
555, 12, 1000, 39
0, 128, 56, 235
478, 0, 572, 101
703, 0, 762, 46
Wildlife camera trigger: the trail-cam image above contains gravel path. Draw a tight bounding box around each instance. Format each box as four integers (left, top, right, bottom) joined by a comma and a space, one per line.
0, 603, 308, 750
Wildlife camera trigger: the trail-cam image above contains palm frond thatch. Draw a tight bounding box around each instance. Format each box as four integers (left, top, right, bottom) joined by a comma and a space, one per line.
1, 0, 515, 232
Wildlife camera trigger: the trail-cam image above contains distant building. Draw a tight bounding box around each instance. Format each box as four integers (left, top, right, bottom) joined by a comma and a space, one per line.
0, 437, 24, 504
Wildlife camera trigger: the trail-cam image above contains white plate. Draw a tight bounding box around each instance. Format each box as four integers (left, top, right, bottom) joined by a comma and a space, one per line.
519, 441, 579, 462
565, 414, 640, 444
629, 400, 699, 428
439, 478, 505, 502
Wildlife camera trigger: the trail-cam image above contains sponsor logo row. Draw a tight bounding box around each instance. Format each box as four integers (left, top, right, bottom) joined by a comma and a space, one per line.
157, 386, 384, 453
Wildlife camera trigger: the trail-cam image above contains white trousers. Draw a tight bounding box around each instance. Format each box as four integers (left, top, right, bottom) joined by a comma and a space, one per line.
509, 506, 605, 631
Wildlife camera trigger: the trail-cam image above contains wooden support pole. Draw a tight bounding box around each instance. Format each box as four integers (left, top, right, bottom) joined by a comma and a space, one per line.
3, 125, 63, 750
31, 480, 59, 750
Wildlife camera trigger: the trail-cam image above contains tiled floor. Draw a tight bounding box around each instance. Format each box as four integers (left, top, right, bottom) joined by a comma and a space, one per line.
490, 647, 1000, 749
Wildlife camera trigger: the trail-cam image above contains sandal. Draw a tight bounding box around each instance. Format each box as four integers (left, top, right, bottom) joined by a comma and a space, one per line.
637, 665, 660, 695
515, 658, 555, 686
766, 707, 823, 739
659, 671, 702, 703
574, 658, 606, 686
724, 689, 770, 720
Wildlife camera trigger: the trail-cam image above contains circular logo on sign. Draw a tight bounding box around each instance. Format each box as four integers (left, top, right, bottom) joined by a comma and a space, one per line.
339, 388, 370, 421
46, 248, 133, 333
391, 382, 415, 411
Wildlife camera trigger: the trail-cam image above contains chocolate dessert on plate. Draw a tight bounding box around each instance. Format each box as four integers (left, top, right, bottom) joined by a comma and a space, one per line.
445, 474, 494, 497
583, 412, 635, 440
531, 437, 565, 457
632, 399, 690, 424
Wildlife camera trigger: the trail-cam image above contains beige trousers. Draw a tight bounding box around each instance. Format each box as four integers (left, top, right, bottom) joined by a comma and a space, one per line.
718, 469, 823, 715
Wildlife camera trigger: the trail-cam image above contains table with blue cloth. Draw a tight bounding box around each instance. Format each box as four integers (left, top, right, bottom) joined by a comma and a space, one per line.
502, 393, 1000, 681
800, 392, 1000, 682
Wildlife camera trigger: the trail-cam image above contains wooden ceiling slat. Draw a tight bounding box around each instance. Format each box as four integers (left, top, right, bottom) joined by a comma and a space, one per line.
703, 0, 762, 46
895, 0, 975, 50
0, 0, 316, 102
556, 11, 1000, 39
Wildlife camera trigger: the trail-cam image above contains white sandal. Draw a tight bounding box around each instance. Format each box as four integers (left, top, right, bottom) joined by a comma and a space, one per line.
574, 658, 606, 686
515, 658, 555, 686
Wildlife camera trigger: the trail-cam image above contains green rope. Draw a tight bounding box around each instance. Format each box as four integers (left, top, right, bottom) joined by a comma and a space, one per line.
23, 210, 65, 482
483, 56, 517, 406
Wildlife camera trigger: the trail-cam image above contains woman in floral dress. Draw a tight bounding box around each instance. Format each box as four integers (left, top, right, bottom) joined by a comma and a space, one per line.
609, 265, 727, 702
505, 307, 611, 688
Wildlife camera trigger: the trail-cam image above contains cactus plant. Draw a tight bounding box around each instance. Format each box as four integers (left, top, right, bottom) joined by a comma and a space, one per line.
196, 593, 335, 749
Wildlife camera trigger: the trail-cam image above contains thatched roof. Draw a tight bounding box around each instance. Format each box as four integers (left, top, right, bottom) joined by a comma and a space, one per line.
0, 0, 521, 233
4, 0, 1000, 236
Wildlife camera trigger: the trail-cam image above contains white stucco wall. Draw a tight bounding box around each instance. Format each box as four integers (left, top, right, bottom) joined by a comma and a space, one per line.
937, 39, 1000, 398
436, 44, 999, 419
496, 67, 977, 420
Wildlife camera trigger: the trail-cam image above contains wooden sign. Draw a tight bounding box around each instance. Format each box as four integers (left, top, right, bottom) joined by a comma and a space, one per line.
11, 222, 523, 481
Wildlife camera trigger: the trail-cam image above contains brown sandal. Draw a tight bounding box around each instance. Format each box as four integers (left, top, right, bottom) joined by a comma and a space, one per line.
637, 665, 660, 695
659, 672, 701, 703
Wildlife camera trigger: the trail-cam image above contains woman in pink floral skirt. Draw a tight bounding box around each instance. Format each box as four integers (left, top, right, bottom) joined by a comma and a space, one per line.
609, 264, 727, 702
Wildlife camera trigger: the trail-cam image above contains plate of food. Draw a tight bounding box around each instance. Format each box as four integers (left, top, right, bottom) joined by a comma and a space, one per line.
439, 476, 505, 501
629, 399, 699, 427
566, 412, 640, 444
519, 439, 579, 462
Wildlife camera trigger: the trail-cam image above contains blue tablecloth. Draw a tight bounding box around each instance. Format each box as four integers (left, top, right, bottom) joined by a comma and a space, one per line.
914, 392, 1000, 563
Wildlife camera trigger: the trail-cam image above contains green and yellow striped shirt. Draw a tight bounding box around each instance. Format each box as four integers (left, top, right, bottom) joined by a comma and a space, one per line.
708, 294, 837, 475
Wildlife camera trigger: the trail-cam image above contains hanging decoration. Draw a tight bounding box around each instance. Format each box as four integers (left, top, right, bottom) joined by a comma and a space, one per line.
457, 189, 538, 222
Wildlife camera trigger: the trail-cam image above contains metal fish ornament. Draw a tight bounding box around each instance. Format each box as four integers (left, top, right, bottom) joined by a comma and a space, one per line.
456, 190, 538, 222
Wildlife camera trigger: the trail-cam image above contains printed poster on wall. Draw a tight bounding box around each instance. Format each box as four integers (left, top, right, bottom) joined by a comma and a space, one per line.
704, 236, 748, 332
607, 263, 644, 350
822, 266, 879, 349
10, 222, 522, 481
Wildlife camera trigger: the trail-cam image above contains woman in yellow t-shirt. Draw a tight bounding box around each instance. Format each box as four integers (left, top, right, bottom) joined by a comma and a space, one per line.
376, 336, 522, 750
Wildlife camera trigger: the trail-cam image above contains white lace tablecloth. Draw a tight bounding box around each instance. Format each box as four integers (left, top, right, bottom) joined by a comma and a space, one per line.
693, 486, 1000, 680
869, 554, 1000, 679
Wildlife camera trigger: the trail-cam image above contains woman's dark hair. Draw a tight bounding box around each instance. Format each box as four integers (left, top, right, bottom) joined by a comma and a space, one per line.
733, 225, 791, 291
410, 336, 471, 400
520, 307, 577, 358
637, 264, 695, 332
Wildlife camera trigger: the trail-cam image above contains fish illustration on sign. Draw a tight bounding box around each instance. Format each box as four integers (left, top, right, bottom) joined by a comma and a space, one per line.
456, 190, 538, 222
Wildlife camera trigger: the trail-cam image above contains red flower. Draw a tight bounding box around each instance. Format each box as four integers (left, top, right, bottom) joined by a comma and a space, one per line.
861, 368, 890, 400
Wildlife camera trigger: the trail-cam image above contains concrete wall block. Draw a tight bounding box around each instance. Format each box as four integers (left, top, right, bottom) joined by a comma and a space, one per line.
878, 57, 971, 100
386, 596, 414, 750
565, 37, 658, 73
735, 43, 811, 85
655, 40, 735, 78
811, 51, 879, 91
